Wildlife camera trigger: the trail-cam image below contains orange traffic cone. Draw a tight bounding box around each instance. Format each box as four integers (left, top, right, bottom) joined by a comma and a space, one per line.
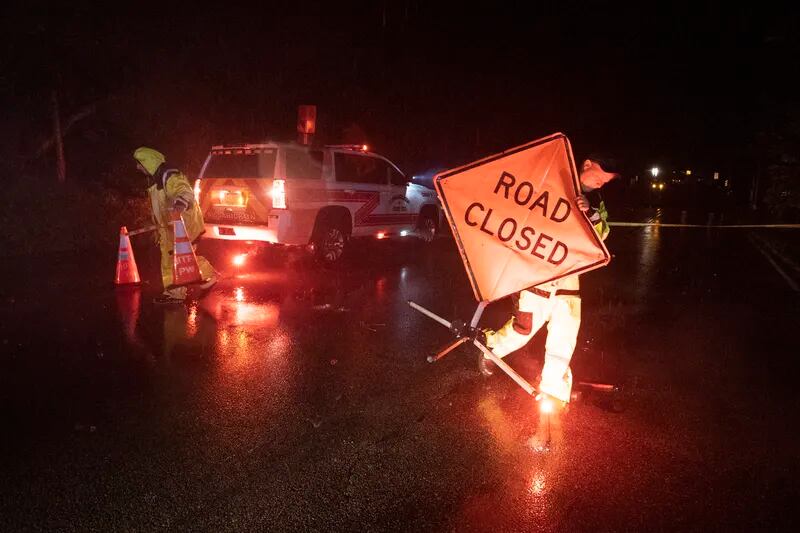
170, 211, 202, 287
115, 226, 141, 286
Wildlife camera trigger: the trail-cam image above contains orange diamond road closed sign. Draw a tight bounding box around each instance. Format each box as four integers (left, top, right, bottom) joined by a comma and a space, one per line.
434, 133, 610, 302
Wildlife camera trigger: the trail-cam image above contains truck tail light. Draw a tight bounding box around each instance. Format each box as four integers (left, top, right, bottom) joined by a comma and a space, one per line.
272, 179, 287, 209
194, 178, 202, 203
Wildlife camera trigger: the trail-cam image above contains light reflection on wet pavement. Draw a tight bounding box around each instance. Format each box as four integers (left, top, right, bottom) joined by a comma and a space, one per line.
1, 219, 799, 530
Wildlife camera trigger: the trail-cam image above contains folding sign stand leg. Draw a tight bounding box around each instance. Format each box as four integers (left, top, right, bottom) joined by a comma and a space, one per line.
428, 337, 469, 363
408, 300, 538, 397
575, 380, 627, 413
424, 301, 486, 363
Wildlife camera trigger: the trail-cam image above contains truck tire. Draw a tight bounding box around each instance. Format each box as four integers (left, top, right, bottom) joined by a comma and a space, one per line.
416, 209, 438, 243
311, 214, 349, 264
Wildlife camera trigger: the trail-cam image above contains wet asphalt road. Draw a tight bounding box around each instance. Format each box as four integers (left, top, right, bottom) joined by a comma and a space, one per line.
1, 212, 800, 531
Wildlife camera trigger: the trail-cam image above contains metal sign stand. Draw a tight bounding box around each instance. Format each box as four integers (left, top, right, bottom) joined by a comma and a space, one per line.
408, 300, 537, 396
410, 299, 554, 445
408, 300, 626, 412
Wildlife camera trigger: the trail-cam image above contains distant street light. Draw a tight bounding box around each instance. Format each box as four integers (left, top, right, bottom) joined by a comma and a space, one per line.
650, 167, 660, 177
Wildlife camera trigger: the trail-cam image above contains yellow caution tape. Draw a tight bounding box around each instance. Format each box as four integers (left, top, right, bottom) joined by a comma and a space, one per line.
609, 222, 800, 229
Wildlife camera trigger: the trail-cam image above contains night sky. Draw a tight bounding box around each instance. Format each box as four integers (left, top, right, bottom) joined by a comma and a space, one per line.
2, 2, 798, 182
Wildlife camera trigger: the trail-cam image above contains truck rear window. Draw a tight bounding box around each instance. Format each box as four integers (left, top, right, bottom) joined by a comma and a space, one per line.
204, 151, 276, 179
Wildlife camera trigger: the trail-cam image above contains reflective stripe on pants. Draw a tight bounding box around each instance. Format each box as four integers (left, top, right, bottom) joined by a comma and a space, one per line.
485, 289, 581, 401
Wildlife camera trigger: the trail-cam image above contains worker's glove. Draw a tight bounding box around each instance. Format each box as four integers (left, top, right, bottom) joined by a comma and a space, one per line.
171, 198, 189, 213
575, 194, 590, 213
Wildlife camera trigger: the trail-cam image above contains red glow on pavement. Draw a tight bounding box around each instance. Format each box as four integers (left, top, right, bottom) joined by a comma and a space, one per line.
187, 303, 198, 335
540, 397, 554, 413
528, 472, 546, 495
200, 292, 279, 329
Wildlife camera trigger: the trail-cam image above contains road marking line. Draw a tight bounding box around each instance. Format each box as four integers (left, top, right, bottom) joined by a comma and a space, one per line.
610, 222, 800, 229
753, 235, 800, 274
749, 234, 800, 292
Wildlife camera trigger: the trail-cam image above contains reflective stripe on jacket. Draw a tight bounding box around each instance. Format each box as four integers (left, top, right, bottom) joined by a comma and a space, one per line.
588, 200, 610, 241
147, 168, 205, 243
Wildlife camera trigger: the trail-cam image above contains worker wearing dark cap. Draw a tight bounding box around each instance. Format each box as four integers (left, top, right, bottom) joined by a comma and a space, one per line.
481, 155, 620, 404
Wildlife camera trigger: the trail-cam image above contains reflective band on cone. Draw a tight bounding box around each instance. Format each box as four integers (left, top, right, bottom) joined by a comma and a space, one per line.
115, 226, 141, 286
170, 211, 202, 287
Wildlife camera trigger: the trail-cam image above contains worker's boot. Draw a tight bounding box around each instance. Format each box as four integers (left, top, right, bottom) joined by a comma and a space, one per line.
478, 329, 497, 376
538, 355, 573, 403
154, 294, 185, 305
154, 287, 187, 305
192, 273, 219, 299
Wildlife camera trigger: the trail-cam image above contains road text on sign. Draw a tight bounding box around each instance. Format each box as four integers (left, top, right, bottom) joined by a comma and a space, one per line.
434, 133, 610, 302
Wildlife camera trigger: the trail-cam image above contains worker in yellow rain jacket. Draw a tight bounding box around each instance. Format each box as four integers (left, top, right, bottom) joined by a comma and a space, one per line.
133, 147, 217, 304
480, 155, 620, 404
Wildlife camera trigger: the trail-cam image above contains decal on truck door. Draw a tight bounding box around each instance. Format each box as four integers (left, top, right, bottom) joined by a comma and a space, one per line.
325, 190, 415, 226
278, 188, 417, 226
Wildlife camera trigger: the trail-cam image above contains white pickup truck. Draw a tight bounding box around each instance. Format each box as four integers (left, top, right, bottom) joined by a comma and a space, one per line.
194, 142, 442, 262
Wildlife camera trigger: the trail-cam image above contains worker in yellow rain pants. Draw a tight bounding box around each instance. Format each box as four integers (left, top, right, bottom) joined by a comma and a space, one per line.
481, 155, 620, 403
133, 147, 217, 305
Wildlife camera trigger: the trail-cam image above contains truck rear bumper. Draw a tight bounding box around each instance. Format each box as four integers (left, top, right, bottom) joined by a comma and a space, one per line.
204, 224, 278, 243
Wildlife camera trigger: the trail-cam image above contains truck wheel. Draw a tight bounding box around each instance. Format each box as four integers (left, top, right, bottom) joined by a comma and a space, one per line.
416, 210, 437, 243
312, 216, 348, 264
